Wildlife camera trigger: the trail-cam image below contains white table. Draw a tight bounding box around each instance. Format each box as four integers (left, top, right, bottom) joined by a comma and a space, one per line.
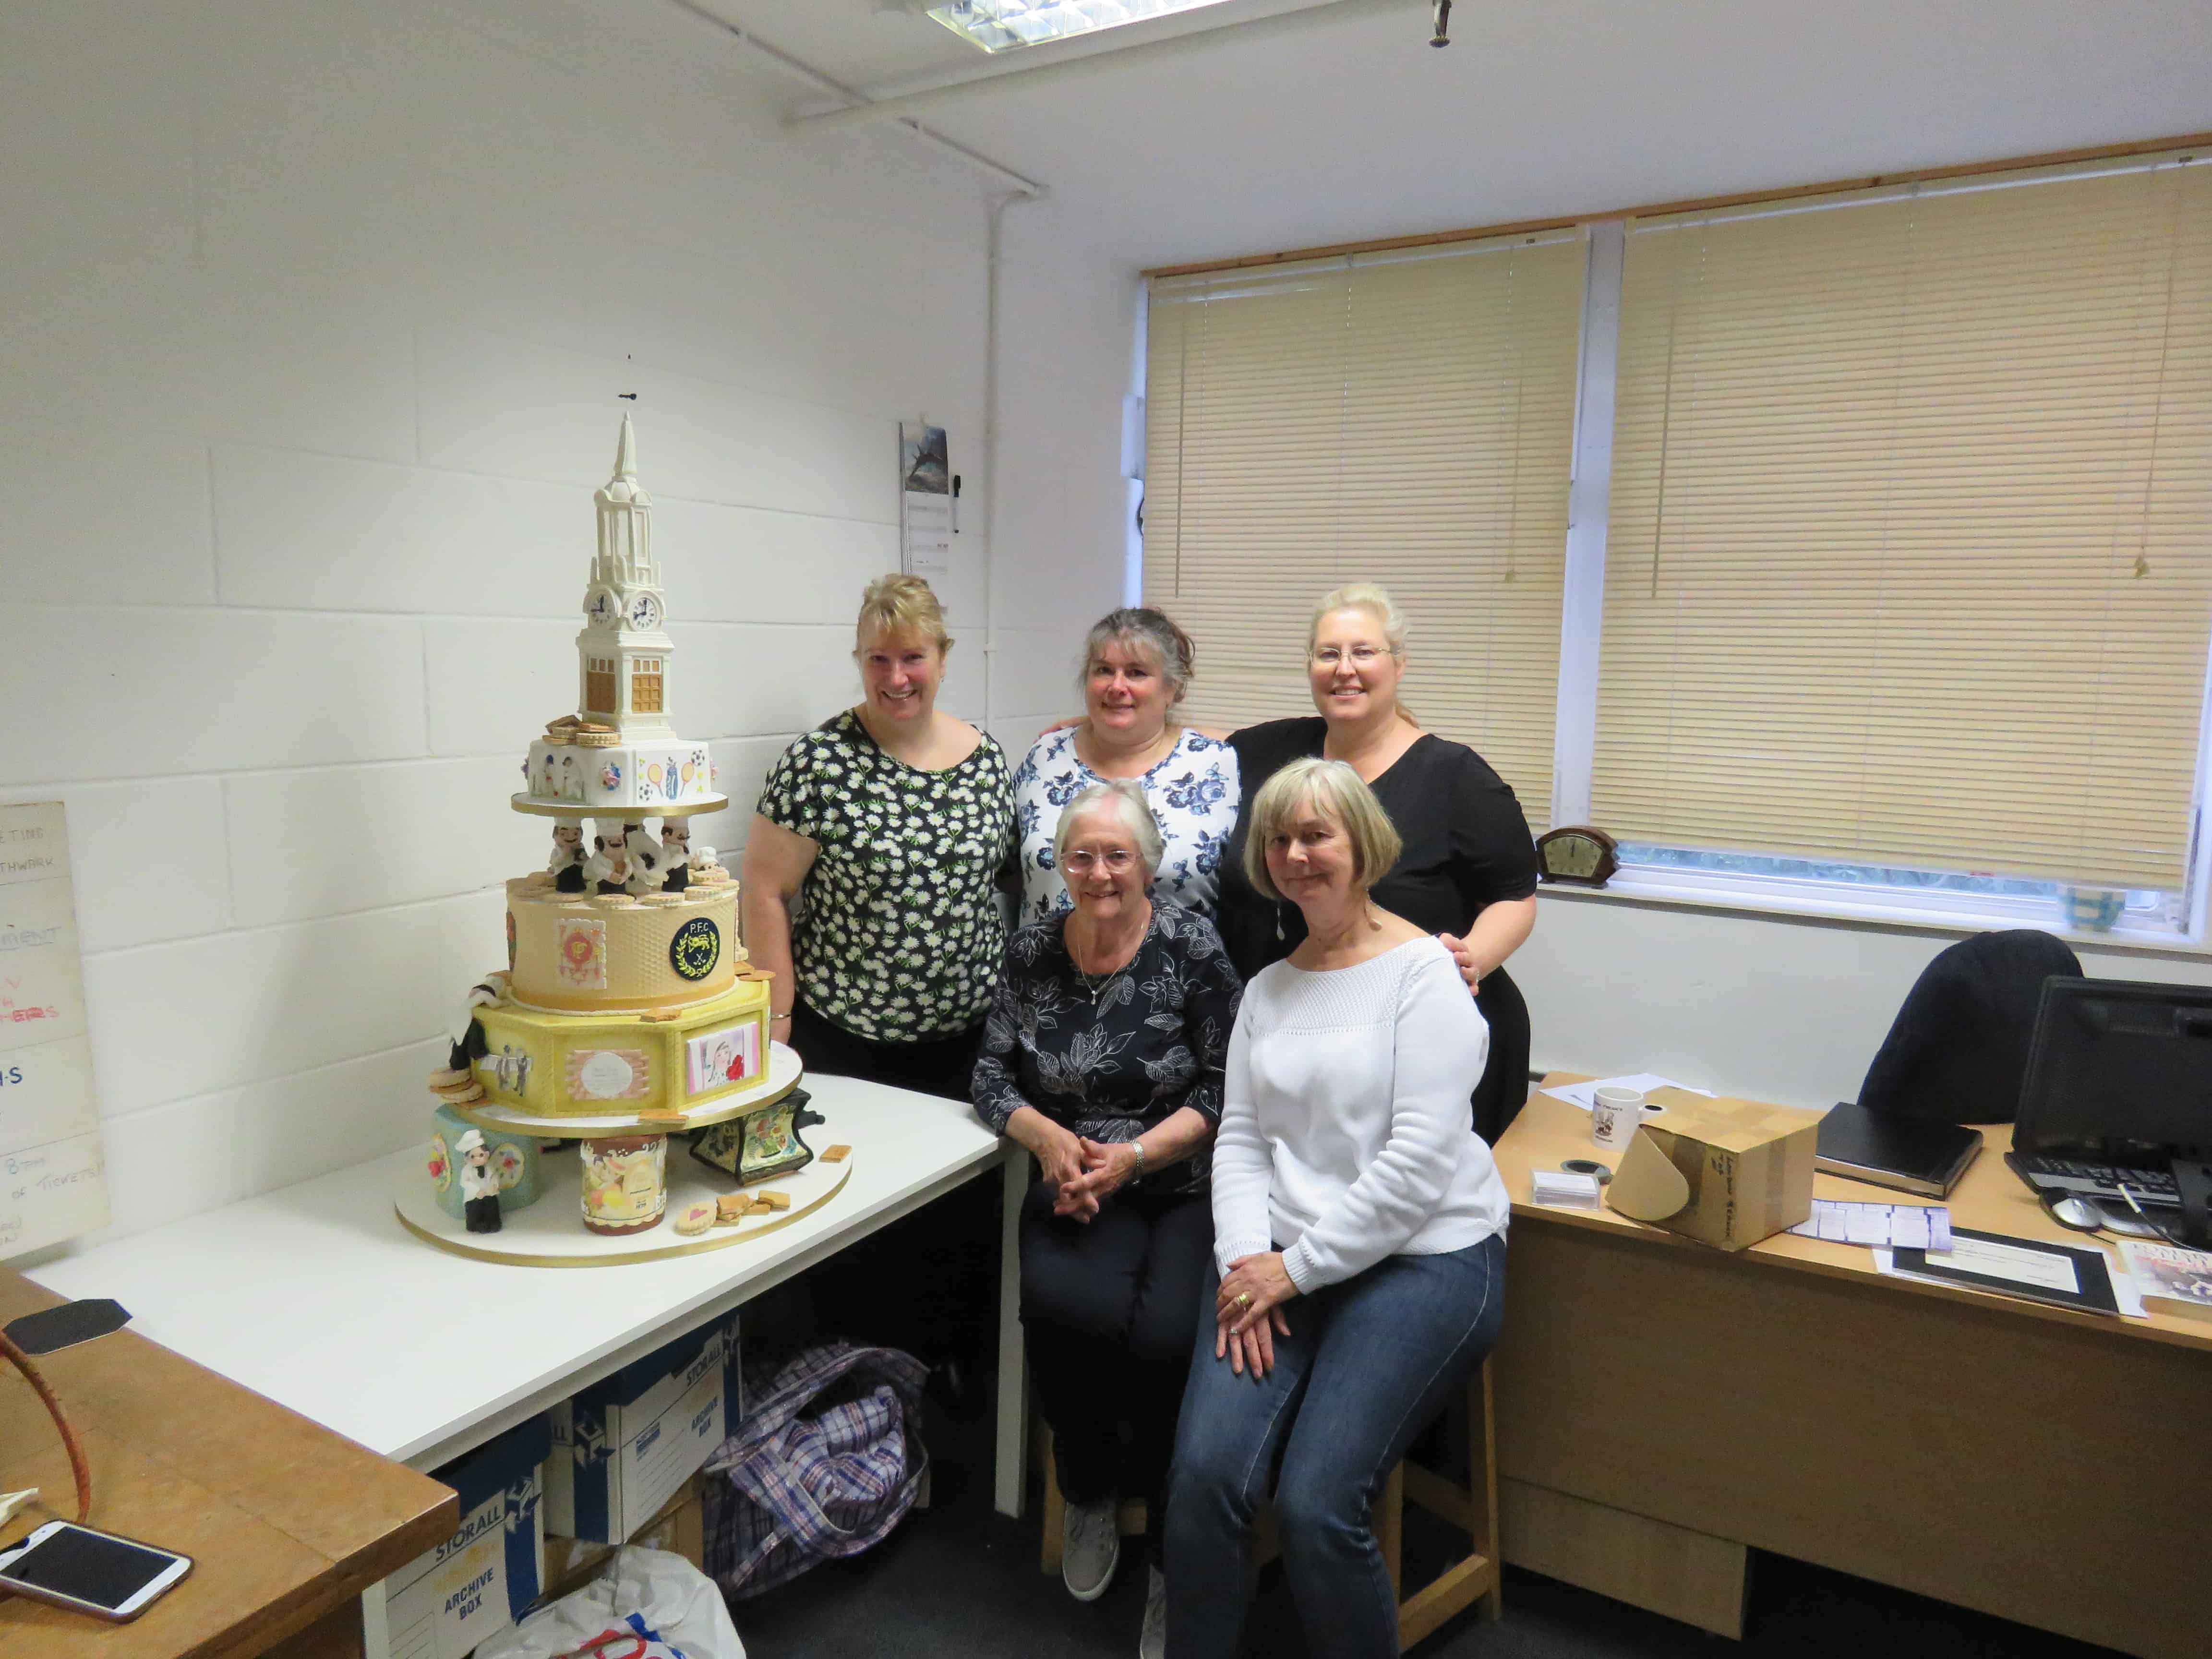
29, 1074, 1031, 1513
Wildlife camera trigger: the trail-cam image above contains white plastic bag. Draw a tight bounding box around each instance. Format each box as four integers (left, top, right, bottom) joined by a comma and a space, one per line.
474, 1547, 744, 1659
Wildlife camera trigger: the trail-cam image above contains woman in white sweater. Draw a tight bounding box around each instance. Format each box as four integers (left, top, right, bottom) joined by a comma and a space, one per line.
1163, 758, 1510, 1659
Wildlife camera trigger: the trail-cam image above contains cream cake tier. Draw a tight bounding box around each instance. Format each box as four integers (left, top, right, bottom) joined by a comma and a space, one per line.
468, 975, 772, 1120
507, 870, 740, 1013
516, 734, 726, 817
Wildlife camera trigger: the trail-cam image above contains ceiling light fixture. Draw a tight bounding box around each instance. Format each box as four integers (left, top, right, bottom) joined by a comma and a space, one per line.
925, 0, 1242, 54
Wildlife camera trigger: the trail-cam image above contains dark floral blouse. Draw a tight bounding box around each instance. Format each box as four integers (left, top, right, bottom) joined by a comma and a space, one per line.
972, 902, 1243, 1193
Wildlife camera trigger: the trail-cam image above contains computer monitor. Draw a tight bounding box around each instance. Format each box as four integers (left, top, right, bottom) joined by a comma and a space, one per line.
2014, 976, 2212, 1160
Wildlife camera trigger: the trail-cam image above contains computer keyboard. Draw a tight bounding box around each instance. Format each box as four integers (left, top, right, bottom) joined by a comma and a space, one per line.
2013, 1153, 2182, 1202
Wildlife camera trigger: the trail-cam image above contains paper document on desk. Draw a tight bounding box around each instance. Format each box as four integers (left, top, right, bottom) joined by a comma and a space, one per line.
1790, 1199, 1953, 1251
1544, 1073, 1716, 1112
1874, 1231, 2142, 1317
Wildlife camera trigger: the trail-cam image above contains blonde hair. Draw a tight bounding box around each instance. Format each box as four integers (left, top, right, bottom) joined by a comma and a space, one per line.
855, 574, 953, 657
1310, 582, 1418, 727
1243, 757, 1403, 902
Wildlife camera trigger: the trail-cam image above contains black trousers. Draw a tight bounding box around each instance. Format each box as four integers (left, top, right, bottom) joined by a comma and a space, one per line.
787, 997, 985, 1102
787, 999, 999, 1374
1472, 965, 1532, 1146
1021, 1178, 1214, 1567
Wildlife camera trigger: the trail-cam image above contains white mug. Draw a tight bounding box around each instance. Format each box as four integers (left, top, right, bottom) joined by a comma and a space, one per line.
1591, 1086, 1646, 1149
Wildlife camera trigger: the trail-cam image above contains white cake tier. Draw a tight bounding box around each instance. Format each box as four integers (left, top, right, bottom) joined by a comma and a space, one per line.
518, 735, 721, 816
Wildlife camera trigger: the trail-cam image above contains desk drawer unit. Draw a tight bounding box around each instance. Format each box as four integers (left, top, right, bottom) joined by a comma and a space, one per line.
1493, 1216, 2212, 1659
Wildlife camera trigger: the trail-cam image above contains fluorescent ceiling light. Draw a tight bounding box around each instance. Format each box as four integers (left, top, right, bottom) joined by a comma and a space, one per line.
925, 0, 1240, 54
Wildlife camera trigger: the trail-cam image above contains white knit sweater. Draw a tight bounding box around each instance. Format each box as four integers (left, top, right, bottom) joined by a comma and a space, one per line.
1212, 937, 1510, 1290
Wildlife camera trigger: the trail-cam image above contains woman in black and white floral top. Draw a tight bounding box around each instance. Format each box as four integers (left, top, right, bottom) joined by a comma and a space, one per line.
744, 575, 1016, 1100
974, 779, 1242, 1647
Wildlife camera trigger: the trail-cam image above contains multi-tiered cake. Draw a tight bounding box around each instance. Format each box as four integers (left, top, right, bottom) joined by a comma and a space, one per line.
417, 416, 816, 1248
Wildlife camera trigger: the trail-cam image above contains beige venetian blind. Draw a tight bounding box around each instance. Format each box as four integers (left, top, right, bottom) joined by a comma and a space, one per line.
1593, 155, 2212, 890
1144, 231, 1585, 824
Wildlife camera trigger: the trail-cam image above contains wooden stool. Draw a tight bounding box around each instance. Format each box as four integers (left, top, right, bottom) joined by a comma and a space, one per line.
1037, 1362, 1503, 1648
1382, 1358, 1503, 1647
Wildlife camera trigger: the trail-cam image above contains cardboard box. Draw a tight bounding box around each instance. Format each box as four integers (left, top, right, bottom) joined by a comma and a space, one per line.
384, 1415, 551, 1659
545, 1315, 738, 1544
541, 1474, 707, 1604
1605, 1088, 1822, 1251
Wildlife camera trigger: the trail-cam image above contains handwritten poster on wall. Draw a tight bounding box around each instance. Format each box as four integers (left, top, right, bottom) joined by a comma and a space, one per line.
0, 802, 108, 1257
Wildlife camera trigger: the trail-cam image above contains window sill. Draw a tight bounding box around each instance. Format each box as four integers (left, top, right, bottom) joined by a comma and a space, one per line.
1535, 878, 2212, 962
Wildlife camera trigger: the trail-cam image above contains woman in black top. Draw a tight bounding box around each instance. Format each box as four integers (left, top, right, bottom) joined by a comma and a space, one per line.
1216, 583, 1539, 1142
974, 780, 1242, 1637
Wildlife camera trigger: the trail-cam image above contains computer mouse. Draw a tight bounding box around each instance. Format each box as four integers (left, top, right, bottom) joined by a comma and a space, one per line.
2043, 1192, 2105, 1233
2044, 1191, 2167, 1239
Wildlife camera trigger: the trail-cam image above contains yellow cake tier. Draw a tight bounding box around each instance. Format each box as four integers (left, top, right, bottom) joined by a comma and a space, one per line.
506, 872, 740, 1013
470, 976, 772, 1118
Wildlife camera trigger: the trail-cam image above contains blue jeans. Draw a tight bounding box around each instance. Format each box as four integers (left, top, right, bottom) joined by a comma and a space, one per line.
1163, 1233, 1507, 1659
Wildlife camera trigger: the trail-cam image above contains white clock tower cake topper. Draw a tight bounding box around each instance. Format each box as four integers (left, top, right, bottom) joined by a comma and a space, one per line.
516, 414, 725, 818
581, 414, 672, 735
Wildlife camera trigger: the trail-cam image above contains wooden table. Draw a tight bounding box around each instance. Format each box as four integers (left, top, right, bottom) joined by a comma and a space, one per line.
0, 1269, 456, 1659
1488, 1078, 2212, 1659
25, 1075, 1030, 1658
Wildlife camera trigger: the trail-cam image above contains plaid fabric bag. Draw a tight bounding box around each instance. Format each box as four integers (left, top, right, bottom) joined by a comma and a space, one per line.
701, 1342, 930, 1599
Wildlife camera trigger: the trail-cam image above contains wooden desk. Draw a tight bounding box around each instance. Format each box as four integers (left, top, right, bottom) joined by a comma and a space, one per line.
1489, 1080, 2212, 1659
0, 1269, 456, 1659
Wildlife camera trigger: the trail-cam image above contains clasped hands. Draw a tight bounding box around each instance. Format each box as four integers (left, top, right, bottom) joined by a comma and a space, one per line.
1033, 1120, 1138, 1222
1214, 1251, 1298, 1380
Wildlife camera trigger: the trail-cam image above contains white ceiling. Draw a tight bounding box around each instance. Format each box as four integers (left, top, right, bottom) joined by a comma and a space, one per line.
681, 0, 2212, 270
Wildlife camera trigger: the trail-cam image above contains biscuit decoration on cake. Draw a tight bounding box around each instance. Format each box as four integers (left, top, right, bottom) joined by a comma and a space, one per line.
821, 1144, 852, 1163
673, 1201, 716, 1236
715, 1193, 749, 1225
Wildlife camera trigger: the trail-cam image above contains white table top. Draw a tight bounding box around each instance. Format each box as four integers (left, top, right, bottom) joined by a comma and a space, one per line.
29, 1074, 1007, 1471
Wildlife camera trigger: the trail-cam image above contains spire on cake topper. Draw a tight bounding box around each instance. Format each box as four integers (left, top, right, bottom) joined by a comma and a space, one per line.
576, 412, 674, 739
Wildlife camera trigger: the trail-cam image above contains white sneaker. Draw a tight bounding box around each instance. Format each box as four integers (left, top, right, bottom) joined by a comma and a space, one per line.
1061, 1497, 1120, 1602
1140, 1566, 1166, 1659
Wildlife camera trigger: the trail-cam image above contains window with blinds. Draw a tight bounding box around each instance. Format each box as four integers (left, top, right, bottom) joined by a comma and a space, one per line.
1144, 232, 1586, 825
1593, 154, 2212, 891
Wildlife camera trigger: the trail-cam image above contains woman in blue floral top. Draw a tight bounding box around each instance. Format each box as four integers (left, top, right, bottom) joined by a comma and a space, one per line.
974, 780, 1242, 1643
1013, 608, 1240, 926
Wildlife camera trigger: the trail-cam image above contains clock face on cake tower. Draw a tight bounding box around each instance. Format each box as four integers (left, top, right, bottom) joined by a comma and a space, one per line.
628, 592, 663, 631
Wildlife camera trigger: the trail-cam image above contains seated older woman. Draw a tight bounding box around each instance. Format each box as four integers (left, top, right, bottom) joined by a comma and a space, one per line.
973, 779, 1242, 1654
1165, 757, 1509, 1659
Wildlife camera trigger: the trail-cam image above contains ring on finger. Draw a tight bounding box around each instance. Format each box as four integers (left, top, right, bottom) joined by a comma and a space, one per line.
1235, 1292, 1252, 1309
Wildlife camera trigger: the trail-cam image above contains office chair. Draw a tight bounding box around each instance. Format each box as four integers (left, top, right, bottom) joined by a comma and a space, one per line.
1857, 929, 2082, 1123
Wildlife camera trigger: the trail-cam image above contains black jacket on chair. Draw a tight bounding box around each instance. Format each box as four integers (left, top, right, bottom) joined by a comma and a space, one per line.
1857, 930, 2083, 1124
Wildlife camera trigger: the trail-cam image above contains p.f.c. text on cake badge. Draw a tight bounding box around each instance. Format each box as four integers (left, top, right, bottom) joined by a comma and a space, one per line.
0, 801, 109, 1258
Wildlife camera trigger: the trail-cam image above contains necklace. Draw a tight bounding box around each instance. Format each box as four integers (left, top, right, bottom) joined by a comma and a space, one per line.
1069, 911, 1152, 1005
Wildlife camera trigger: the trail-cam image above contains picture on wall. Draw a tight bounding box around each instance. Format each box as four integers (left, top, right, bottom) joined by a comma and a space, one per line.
685, 1022, 760, 1095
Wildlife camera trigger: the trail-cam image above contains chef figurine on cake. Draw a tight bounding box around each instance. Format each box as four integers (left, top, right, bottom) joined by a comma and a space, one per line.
548, 820, 588, 892
587, 826, 630, 894
658, 820, 692, 893
455, 1128, 503, 1233
623, 821, 667, 897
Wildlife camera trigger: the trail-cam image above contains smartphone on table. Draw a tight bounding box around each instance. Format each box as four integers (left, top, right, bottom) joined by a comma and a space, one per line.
0, 1520, 193, 1621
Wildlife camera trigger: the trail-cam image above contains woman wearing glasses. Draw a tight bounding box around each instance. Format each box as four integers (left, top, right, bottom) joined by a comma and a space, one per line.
1214, 584, 1540, 1142
974, 779, 1243, 1656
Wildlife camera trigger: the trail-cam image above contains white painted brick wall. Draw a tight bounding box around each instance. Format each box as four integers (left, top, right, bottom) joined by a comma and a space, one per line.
0, 0, 1138, 1246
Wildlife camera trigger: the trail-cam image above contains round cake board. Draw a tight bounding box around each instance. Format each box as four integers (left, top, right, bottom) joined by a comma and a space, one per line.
510, 793, 731, 819
455, 1041, 803, 1139
393, 1141, 854, 1267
